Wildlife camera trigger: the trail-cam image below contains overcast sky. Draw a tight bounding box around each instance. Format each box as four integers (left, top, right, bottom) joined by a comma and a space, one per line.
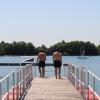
0, 0, 100, 47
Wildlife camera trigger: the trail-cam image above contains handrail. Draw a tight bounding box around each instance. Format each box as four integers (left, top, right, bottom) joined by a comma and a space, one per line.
0, 64, 33, 100
0, 71, 15, 83
64, 64, 100, 100
88, 71, 100, 81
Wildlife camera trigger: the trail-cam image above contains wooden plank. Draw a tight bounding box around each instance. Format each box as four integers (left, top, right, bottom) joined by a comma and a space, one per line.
24, 77, 83, 100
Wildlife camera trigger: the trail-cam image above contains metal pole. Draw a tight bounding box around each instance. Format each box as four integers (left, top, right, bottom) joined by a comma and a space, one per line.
87, 71, 89, 100
23, 67, 25, 92
7, 77, 9, 100
34, 65, 36, 77
83, 70, 86, 99
75, 67, 77, 88
17, 70, 19, 100
19, 69, 21, 97
64, 66, 66, 77
13, 72, 15, 100
31, 65, 33, 81
0, 82, 2, 100
93, 77, 95, 100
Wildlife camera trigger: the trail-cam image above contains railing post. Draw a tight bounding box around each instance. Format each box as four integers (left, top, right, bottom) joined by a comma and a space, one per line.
76, 68, 79, 91
80, 69, 82, 94
19, 69, 21, 98
34, 65, 36, 77
75, 67, 77, 88
0, 82, 2, 100
25, 65, 28, 88
87, 71, 89, 100
7, 77, 9, 100
64, 66, 67, 77
93, 76, 95, 100
23, 67, 25, 92
83, 70, 86, 99
67, 66, 70, 79
29, 64, 33, 82
17, 70, 19, 100
31, 64, 33, 81
13, 72, 15, 100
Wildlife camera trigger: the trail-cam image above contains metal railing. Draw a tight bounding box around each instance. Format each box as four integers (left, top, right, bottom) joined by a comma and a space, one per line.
0, 64, 33, 100
64, 64, 100, 100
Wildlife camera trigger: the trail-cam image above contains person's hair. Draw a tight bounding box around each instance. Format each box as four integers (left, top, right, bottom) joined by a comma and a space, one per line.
39, 49, 45, 53
55, 48, 60, 52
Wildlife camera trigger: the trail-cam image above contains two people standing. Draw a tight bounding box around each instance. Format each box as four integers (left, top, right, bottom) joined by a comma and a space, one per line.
37, 49, 62, 79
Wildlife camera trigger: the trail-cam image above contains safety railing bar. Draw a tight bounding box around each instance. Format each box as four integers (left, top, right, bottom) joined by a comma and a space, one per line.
88, 85, 100, 99
2, 87, 17, 100
78, 67, 86, 71
68, 74, 85, 87
18, 73, 32, 86
0, 67, 23, 83
94, 92, 100, 99
18, 80, 24, 85
0, 82, 2, 100
1, 64, 33, 100
65, 68, 85, 86
25, 73, 31, 78
77, 79, 85, 86
3, 88, 14, 99
64, 63, 86, 70
64, 64, 100, 83
0, 71, 15, 83
2, 85, 17, 100
72, 74, 75, 78
88, 71, 100, 81
64, 63, 100, 100
2, 93, 8, 100
16, 67, 23, 72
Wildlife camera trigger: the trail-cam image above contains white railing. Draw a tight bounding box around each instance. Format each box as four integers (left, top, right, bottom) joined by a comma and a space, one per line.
0, 64, 33, 100
64, 64, 100, 100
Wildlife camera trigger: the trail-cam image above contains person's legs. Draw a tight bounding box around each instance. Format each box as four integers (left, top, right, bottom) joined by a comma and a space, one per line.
42, 67, 45, 78
58, 67, 61, 79
55, 68, 57, 79
38, 67, 42, 77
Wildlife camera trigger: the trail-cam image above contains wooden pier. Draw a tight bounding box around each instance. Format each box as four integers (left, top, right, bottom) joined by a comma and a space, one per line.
24, 77, 83, 100
0, 63, 100, 100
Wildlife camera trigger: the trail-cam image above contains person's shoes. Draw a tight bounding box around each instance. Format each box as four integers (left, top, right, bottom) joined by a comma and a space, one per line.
59, 76, 61, 79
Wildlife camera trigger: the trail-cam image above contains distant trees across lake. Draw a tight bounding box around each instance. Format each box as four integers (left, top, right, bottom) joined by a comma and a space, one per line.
0, 41, 99, 56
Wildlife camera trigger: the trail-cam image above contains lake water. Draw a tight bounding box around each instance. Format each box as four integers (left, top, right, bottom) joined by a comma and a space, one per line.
0, 56, 100, 77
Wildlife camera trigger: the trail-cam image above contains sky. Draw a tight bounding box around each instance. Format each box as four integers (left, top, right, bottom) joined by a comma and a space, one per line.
0, 0, 100, 47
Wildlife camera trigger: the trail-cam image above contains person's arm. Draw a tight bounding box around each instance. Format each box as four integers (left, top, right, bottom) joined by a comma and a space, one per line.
37, 54, 39, 63
45, 53, 46, 61
53, 53, 54, 62
60, 54, 62, 65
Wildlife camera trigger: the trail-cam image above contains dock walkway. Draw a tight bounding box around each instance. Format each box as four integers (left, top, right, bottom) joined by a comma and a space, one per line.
24, 77, 83, 100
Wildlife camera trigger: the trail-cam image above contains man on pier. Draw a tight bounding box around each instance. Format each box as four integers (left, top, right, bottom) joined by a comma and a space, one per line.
37, 50, 46, 78
53, 49, 62, 79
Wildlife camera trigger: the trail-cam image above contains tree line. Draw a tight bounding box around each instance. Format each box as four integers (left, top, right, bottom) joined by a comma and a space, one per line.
0, 41, 100, 56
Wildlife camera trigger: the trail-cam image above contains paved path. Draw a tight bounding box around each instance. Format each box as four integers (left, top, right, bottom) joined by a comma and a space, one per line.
24, 77, 83, 100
